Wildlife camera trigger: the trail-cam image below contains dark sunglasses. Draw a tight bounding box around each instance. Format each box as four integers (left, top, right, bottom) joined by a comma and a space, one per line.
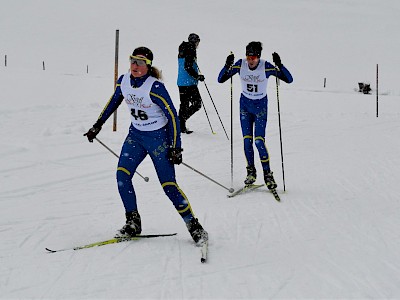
129, 55, 151, 66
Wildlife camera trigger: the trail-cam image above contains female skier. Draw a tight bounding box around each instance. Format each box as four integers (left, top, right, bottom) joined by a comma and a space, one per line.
84, 46, 208, 245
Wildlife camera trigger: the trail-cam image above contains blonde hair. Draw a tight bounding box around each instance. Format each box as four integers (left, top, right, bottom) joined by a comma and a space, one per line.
149, 66, 162, 80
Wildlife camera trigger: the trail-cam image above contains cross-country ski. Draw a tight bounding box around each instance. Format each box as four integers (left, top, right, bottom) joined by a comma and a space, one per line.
45, 233, 177, 253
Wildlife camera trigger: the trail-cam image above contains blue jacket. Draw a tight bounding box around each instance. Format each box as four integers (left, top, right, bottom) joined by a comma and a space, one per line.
95, 74, 181, 149
177, 41, 199, 86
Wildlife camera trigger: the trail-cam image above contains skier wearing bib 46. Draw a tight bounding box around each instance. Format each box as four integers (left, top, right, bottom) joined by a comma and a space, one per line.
218, 41, 293, 190
84, 47, 208, 245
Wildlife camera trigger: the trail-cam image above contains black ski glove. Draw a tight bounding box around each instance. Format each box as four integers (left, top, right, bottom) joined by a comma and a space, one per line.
197, 74, 205, 82
84, 122, 102, 142
168, 147, 183, 165
272, 52, 282, 67
225, 53, 234, 68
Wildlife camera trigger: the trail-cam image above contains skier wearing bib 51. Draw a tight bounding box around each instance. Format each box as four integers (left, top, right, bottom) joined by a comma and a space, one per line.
218, 41, 293, 190
84, 46, 208, 246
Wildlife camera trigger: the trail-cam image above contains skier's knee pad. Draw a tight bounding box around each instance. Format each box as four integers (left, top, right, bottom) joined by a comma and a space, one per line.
162, 182, 182, 199
254, 136, 266, 151
161, 181, 190, 207
116, 167, 133, 187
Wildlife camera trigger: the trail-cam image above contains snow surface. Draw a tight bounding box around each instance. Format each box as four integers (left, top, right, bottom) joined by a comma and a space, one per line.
1, 0, 400, 299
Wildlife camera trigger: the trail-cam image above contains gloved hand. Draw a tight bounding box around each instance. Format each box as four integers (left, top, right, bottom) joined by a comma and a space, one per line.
272, 52, 282, 67
197, 74, 205, 82
84, 123, 102, 142
225, 53, 234, 68
168, 147, 183, 165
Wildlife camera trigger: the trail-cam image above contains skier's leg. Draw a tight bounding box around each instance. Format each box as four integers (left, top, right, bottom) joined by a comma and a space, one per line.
186, 86, 202, 119
178, 86, 190, 132
147, 128, 207, 243
240, 106, 255, 168
116, 130, 147, 213
145, 128, 195, 222
254, 106, 271, 172
254, 106, 277, 189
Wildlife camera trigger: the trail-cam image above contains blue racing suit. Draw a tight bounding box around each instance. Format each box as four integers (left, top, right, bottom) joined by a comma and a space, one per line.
218, 59, 293, 172
94, 73, 195, 222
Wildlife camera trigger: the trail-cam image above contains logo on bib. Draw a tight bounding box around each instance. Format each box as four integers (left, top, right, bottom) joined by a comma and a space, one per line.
125, 94, 144, 106
243, 75, 264, 83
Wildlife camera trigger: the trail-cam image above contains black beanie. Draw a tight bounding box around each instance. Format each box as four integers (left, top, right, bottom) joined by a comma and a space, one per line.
246, 41, 262, 57
188, 33, 200, 44
131, 47, 153, 64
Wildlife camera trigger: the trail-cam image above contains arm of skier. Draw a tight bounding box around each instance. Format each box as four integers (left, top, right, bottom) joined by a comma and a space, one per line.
184, 47, 201, 80
275, 64, 293, 83
265, 61, 293, 84
266, 53, 293, 83
94, 75, 125, 127
149, 82, 182, 149
217, 59, 241, 83
84, 75, 124, 142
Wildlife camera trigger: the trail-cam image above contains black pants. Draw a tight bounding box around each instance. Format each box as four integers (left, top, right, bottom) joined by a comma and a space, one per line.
178, 86, 202, 128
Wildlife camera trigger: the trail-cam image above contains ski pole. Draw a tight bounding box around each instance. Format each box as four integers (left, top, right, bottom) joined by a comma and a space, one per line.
181, 162, 234, 193
230, 51, 234, 187
196, 67, 215, 135
198, 66, 229, 140
202, 80, 229, 140
275, 68, 286, 191
200, 97, 216, 135
94, 137, 149, 182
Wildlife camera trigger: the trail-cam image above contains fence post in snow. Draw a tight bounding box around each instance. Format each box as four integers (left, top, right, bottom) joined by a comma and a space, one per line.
324, 78, 326, 88
87, 65, 89, 74
376, 64, 379, 118
42, 61, 45, 70
5, 55, 7, 67
112, 29, 119, 132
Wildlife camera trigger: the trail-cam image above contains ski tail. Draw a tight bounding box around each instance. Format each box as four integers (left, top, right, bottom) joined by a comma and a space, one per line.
200, 240, 208, 263
271, 189, 281, 202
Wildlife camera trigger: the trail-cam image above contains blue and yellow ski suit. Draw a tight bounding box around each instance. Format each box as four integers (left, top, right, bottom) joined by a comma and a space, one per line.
94, 73, 195, 222
218, 59, 293, 172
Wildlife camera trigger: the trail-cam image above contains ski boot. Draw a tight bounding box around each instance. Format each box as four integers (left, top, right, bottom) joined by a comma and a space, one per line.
186, 218, 208, 245
115, 210, 142, 238
264, 170, 277, 190
244, 165, 257, 185
181, 127, 193, 134
180, 116, 193, 134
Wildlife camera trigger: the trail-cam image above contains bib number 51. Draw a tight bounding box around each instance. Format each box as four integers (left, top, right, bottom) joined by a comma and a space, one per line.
247, 84, 258, 93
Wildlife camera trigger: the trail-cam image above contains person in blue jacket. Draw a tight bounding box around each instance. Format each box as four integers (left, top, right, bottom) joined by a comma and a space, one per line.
177, 33, 205, 134
218, 41, 293, 190
84, 46, 208, 245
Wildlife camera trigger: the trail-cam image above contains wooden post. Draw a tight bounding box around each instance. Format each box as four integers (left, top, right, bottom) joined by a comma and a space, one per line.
324, 77, 326, 88
376, 64, 378, 118
42, 61, 45, 70
112, 29, 119, 132
5, 55, 7, 67
87, 65, 89, 74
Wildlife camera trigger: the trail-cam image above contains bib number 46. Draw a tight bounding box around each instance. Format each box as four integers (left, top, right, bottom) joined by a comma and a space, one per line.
131, 109, 148, 120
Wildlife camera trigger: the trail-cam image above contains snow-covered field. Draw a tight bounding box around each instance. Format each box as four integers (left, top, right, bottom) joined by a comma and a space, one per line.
1, 1, 400, 299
